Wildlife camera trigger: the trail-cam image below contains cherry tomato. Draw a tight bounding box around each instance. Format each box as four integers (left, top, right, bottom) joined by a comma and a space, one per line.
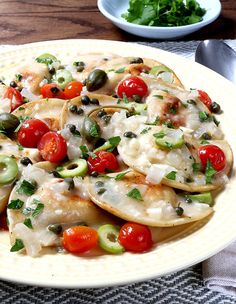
17, 119, 50, 148
3, 87, 24, 112
198, 144, 226, 171
198, 90, 212, 110
117, 76, 148, 99
63, 226, 98, 253
63, 81, 83, 99
118, 222, 153, 253
87, 151, 119, 174
38, 131, 67, 162
40, 83, 65, 99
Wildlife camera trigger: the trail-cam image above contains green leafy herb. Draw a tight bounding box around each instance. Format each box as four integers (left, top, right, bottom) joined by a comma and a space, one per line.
23, 97, 29, 103
23, 218, 33, 229
36, 57, 53, 65
165, 171, 177, 180
145, 116, 160, 126
17, 142, 23, 151
140, 127, 151, 134
18, 107, 25, 111
153, 131, 165, 139
199, 111, 210, 122
127, 188, 143, 201
115, 67, 125, 73
90, 124, 100, 138
80, 145, 89, 159
17, 180, 37, 196
14, 116, 31, 133
88, 151, 97, 159
10, 239, 24, 252
107, 136, 121, 152
213, 116, 220, 126
114, 171, 131, 181
153, 95, 164, 99
192, 162, 201, 173
205, 160, 216, 184
15, 74, 22, 82
201, 140, 210, 145
8, 199, 24, 209
121, 0, 206, 27
32, 201, 44, 218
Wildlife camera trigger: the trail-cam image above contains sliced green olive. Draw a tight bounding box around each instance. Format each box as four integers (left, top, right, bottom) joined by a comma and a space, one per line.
82, 116, 101, 141
154, 128, 184, 149
98, 224, 125, 254
53, 70, 73, 89
86, 69, 108, 91
0, 113, 20, 134
59, 159, 88, 178
0, 155, 18, 185
185, 193, 213, 206
35, 53, 58, 64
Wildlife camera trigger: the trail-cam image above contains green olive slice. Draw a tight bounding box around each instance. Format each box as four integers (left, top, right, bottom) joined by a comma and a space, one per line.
98, 224, 125, 254
154, 128, 184, 149
53, 70, 73, 89
0, 155, 18, 184
58, 159, 88, 178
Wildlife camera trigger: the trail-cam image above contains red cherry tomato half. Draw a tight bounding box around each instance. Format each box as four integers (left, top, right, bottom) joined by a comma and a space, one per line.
198, 144, 226, 172
117, 76, 148, 99
17, 119, 50, 148
3, 87, 24, 112
38, 131, 67, 163
198, 90, 212, 110
40, 83, 65, 99
63, 226, 98, 253
118, 222, 153, 253
63, 81, 83, 99
87, 151, 119, 174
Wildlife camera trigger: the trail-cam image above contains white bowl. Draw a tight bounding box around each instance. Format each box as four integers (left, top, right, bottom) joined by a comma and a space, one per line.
97, 0, 221, 39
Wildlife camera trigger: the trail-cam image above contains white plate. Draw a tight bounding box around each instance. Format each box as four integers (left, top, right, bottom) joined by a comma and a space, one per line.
0, 39, 235, 288
97, 0, 221, 39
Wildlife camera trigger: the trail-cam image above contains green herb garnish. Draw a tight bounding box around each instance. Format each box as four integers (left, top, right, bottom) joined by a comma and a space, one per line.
165, 171, 177, 180
10, 239, 24, 252
23, 218, 33, 229
32, 201, 44, 218
114, 171, 131, 181
8, 199, 24, 209
115, 67, 125, 73
15, 74, 22, 82
140, 127, 151, 134
17, 180, 37, 196
192, 162, 201, 173
205, 160, 216, 184
121, 0, 206, 27
127, 188, 143, 201
80, 145, 89, 159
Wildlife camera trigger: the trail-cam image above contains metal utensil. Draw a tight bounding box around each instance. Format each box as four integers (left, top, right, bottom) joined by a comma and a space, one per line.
195, 40, 236, 84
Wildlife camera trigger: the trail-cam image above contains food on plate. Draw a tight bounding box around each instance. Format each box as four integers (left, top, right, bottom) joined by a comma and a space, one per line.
0, 51, 232, 257
122, 0, 206, 27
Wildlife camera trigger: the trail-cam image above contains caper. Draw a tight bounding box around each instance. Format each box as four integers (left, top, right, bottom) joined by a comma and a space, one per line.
202, 132, 212, 140
90, 98, 100, 105
91, 171, 98, 177
210, 102, 221, 114
86, 69, 108, 91
175, 206, 184, 216
185, 198, 192, 204
67, 124, 76, 133
123, 131, 137, 138
10, 81, 17, 88
77, 108, 84, 115
69, 105, 78, 113
0, 113, 20, 134
97, 188, 106, 195
48, 67, 56, 75
20, 157, 32, 166
130, 57, 143, 64
102, 115, 111, 124
97, 109, 107, 118
73, 61, 85, 72
95, 181, 104, 187
48, 224, 62, 235
81, 95, 90, 105
82, 116, 101, 141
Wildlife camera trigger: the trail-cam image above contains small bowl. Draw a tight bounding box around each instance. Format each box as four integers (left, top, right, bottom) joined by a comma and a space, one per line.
97, 0, 221, 39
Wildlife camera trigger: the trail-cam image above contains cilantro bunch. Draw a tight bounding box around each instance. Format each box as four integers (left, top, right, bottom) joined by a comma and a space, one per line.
122, 0, 206, 27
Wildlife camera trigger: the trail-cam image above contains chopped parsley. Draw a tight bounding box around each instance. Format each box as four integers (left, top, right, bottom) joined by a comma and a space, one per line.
153, 95, 164, 99
192, 162, 201, 173
114, 171, 131, 181
153, 130, 165, 139
165, 171, 177, 180
10, 239, 24, 252
15, 74, 22, 82
80, 145, 89, 159
115, 67, 125, 73
107, 136, 121, 152
90, 124, 100, 138
7, 199, 24, 209
199, 111, 210, 122
127, 188, 143, 201
17, 180, 37, 196
23, 218, 33, 229
32, 200, 44, 218
205, 160, 216, 184
140, 127, 151, 134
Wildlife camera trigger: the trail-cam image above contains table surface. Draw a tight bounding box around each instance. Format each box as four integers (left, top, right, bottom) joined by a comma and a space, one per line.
0, 0, 235, 44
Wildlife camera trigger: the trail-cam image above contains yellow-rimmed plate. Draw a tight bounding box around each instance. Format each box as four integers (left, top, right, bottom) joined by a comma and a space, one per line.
0, 39, 235, 288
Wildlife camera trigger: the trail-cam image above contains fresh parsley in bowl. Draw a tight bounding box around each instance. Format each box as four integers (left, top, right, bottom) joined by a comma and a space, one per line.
122, 0, 206, 27
97, 0, 221, 39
